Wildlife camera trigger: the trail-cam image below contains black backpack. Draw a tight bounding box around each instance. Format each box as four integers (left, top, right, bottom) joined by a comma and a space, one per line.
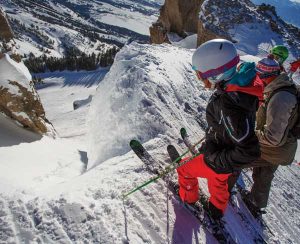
265, 84, 300, 139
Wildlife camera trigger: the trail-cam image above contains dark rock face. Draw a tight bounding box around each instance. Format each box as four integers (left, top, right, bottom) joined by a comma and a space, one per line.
150, 0, 208, 44
0, 80, 48, 134
149, 0, 220, 46
0, 10, 14, 42
150, 0, 300, 52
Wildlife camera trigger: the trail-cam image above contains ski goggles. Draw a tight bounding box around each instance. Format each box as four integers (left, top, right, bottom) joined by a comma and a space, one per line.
273, 55, 284, 65
192, 55, 240, 82
194, 69, 231, 84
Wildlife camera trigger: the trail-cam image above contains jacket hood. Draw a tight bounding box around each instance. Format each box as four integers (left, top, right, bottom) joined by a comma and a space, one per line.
227, 62, 256, 87
264, 73, 294, 94
224, 62, 264, 102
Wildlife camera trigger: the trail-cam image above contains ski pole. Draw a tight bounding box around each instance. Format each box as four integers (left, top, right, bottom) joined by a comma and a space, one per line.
122, 138, 205, 199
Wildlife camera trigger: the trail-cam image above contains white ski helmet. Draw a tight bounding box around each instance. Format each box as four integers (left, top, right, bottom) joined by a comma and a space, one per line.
192, 39, 239, 83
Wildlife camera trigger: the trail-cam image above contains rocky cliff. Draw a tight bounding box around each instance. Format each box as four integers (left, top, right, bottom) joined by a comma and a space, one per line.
0, 53, 54, 135
0, 9, 14, 42
150, 0, 300, 57
149, 0, 218, 44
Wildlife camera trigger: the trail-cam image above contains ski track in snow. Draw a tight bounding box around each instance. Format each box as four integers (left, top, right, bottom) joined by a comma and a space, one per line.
0, 42, 300, 243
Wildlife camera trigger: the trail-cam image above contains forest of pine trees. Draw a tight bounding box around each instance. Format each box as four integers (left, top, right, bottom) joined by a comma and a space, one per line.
24, 46, 119, 73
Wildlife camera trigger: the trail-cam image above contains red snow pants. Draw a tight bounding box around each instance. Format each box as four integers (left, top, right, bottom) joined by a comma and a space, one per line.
176, 154, 231, 213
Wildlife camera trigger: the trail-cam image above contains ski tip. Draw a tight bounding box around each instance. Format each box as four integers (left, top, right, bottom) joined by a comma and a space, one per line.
130, 139, 142, 148
180, 127, 187, 136
167, 144, 175, 151
167, 144, 181, 162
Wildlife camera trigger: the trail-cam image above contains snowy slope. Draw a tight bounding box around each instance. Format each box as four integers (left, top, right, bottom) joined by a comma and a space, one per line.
200, 0, 300, 64
36, 68, 109, 139
0, 113, 42, 147
251, 0, 300, 27
0, 42, 300, 243
1, 0, 162, 58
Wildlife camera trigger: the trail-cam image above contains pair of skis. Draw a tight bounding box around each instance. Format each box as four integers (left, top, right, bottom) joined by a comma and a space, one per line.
180, 128, 268, 243
128, 128, 268, 243
129, 131, 235, 243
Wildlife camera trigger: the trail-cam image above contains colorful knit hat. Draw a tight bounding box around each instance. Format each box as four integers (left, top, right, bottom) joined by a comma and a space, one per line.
256, 54, 281, 78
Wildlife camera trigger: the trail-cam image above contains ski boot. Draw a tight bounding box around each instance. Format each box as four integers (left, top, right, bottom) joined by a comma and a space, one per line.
241, 190, 266, 219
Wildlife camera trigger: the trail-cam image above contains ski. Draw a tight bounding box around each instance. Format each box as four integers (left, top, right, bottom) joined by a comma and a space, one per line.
234, 183, 274, 239
180, 127, 268, 243
180, 127, 200, 154
130, 139, 235, 243
167, 144, 236, 243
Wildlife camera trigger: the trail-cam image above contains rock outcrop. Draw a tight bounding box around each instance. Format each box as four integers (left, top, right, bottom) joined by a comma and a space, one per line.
150, 0, 214, 44
200, 0, 300, 53
151, 0, 300, 54
0, 9, 14, 42
0, 53, 54, 135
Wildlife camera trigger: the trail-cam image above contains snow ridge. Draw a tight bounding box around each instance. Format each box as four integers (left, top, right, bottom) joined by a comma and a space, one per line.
88, 42, 209, 168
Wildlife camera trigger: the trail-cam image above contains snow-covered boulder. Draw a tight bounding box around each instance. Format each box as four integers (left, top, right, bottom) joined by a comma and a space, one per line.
87, 42, 210, 169
150, 0, 204, 44
73, 95, 93, 110
0, 53, 54, 135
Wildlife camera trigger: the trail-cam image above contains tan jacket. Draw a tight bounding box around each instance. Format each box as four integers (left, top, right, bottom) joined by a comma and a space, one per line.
256, 73, 298, 165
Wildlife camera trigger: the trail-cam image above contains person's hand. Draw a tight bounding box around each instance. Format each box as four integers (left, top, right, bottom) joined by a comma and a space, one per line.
197, 141, 206, 154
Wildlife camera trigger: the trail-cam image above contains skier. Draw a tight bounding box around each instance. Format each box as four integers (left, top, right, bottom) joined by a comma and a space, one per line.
238, 55, 298, 216
176, 39, 261, 220
289, 59, 300, 78
270, 45, 289, 72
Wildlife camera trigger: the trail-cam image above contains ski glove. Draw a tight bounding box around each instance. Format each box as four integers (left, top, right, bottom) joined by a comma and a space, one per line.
203, 141, 234, 174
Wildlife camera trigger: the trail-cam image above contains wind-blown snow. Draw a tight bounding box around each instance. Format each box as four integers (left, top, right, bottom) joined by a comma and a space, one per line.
87, 42, 208, 169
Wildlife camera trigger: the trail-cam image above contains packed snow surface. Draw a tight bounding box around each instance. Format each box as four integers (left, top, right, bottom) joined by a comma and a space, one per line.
0, 42, 300, 243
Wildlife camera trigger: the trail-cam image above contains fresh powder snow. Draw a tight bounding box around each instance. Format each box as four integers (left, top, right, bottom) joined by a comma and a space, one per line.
0, 40, 300, 243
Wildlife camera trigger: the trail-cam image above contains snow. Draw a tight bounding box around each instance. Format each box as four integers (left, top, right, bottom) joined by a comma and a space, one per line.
0, 54, 32, 93
35, 68, 109, 139
87, 42, 207, 169
168, 34, 198, 49
251, 0, 300, 27
94, 10, 156, 36
1, 0, 162, 58
0, 42, 300, 243
0, 113, 42, 147
0, 136, 83, 196
231, 23, 283, 57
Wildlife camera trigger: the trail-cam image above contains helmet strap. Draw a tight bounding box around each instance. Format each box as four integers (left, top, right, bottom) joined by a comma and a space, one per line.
209, 82, 216, 90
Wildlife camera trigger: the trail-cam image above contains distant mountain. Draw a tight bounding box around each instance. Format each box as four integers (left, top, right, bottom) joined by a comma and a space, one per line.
251, 0, 300, 27
1, 0, 162, 58
200, 0, 300, 60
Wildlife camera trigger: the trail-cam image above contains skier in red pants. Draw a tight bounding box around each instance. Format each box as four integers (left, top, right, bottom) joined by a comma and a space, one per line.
177, 154, 230, 213
176, 39, 262, 220
289, 59, 300, 78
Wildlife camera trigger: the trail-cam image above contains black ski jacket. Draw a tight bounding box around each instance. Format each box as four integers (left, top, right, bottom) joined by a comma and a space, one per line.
203, 85, 261, 174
